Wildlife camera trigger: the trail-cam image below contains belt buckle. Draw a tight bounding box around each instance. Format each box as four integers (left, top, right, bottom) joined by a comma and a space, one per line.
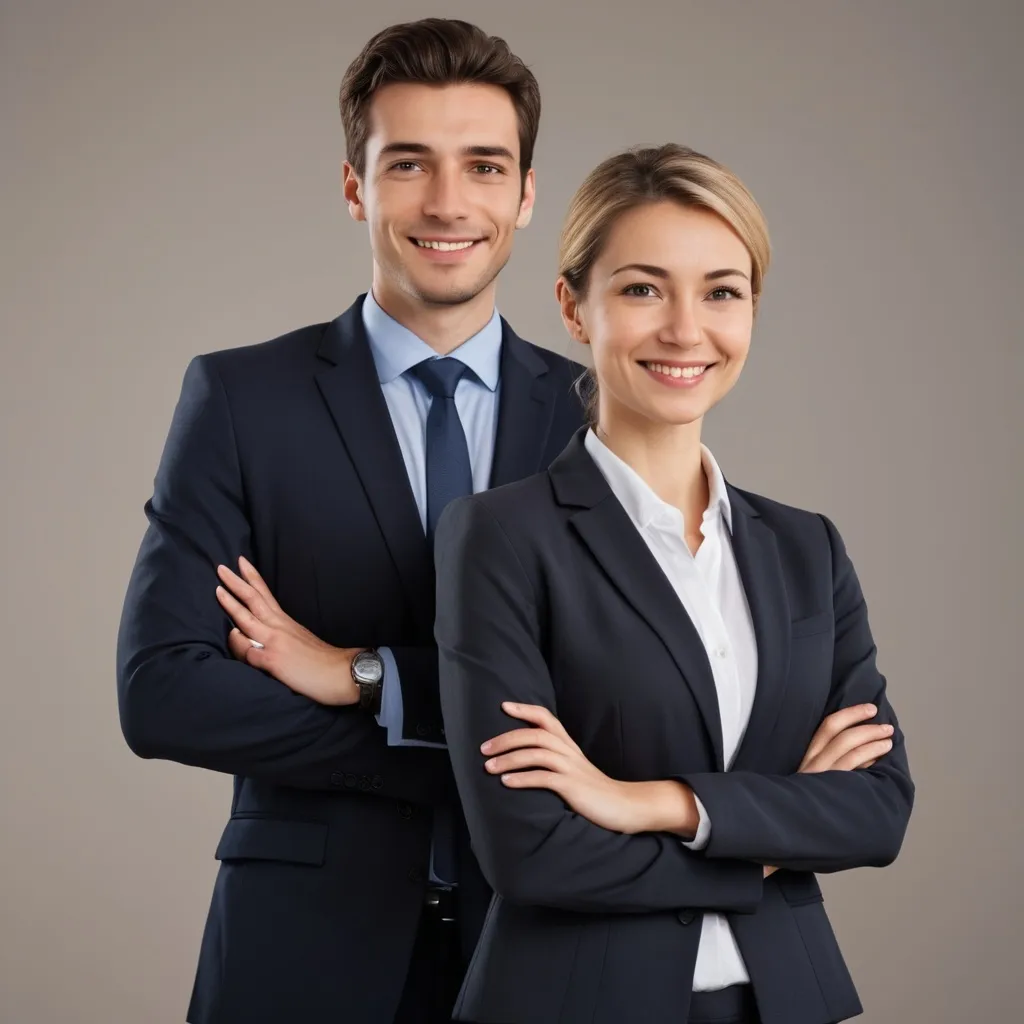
425, 884, 456, 922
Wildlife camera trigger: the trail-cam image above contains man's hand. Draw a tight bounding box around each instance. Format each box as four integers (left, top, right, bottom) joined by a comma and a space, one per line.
215, 557, 362, 706
481, 703, 701, 837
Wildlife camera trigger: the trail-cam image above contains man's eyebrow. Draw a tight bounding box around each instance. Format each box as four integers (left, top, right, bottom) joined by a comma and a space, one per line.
378, 142, 432, 157
463, 145, 516, 162
376, 143, 516, 162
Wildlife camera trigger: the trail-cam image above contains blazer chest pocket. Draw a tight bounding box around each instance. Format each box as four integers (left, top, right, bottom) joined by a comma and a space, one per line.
790, 611, 832, 639
776, 871, 824, 907
215, 814, 328, 867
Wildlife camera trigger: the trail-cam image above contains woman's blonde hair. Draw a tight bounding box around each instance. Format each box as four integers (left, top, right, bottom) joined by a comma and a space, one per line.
558, 144, 771, 422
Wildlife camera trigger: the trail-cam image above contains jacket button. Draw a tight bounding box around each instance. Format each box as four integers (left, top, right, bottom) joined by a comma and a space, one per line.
398, 803, 414, 820
677, 908, 697, 926
415, 722, 430, 738
408, 867, 425, 884
371, 775, 384, 790
344, 774, 357, 789
330, 773, 343, 786
359, 776, 371, 792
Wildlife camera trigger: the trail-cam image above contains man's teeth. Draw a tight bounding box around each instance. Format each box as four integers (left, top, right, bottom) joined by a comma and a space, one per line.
415, 239, 476, 251
646, 362, 708, 379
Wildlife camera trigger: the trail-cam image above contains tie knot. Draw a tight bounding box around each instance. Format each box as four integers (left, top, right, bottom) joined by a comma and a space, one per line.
409, 357, 469, 399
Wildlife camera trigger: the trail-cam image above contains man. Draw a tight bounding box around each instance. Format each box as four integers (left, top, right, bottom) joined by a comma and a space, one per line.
116, 18, 585, 1023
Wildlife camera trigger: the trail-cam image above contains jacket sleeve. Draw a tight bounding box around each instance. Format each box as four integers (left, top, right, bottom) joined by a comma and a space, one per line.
434, 495, 765, 914
679, 515, 915, 872
116, 355, 450, 805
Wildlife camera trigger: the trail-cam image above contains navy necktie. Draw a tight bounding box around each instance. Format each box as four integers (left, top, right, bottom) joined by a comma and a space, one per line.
409, 357, 474, 540
407, 357, 473, 885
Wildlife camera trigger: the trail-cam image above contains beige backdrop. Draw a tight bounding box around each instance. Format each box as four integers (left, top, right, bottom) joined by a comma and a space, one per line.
2, 0, 1022, 1021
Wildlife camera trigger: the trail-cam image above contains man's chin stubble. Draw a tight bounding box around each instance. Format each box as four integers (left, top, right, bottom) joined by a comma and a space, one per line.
401, 247, 511, 309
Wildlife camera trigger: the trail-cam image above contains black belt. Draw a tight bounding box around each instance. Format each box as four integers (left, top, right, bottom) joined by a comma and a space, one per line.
688, 984, 757, 1024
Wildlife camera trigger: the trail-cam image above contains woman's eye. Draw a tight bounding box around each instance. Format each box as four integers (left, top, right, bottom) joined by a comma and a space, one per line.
623, 283, 656, 298
709, 286, 743, 301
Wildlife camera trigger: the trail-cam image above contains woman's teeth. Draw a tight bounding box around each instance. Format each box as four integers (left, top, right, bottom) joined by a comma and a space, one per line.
645, 362, 708, 379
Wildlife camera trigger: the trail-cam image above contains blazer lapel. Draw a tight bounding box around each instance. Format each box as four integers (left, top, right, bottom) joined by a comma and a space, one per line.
488, 323, 559, 488
551, 433, 727, 771
313, 297, 435, 630
727, 489, 792, 771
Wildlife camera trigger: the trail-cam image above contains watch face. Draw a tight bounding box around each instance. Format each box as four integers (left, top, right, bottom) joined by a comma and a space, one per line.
354, 652, 383, 684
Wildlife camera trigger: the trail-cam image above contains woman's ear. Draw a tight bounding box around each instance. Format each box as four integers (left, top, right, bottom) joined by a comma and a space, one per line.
555, 277, 589, 346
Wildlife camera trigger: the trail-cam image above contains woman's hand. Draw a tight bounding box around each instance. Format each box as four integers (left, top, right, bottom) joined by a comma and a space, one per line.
481, 703, 700, 837
215, 557, 362, 706
799, 703, 894, 773
762, 703, 895, 875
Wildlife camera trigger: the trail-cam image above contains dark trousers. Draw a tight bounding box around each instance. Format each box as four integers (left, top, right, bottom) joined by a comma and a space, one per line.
394, 889, 463, 1024
688, 985, 760, 1024
394, 899, 761, 1024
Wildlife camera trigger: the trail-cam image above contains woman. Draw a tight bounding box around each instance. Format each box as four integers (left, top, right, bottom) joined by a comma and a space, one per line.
433, 145, 913, 1024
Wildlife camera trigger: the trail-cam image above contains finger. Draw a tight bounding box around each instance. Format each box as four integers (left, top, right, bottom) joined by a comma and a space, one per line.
500, 702, 575, 746
227, 628, 254, 663
499, 770, 565, 792
216, 586, 269, 643
819, 723, 893, 764
800, 704, 879, 767
228, 625, 266, 657
238, 556, 282, 611
804, 725, 893, 773
802, 704, 876, 761
481, 728, 570, 757
802, 703, 878, 763
217, 564, 272, 620
804, 724, 892, 772
485, 747, 570, 775
833, 738, 893, 771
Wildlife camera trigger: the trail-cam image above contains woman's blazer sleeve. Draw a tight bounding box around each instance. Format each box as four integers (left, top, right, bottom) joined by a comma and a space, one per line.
679, 515, 915, 873
434, 494, 765, 914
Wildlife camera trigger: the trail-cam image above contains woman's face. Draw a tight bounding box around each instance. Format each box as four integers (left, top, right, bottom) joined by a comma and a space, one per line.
561, 201, 755, 432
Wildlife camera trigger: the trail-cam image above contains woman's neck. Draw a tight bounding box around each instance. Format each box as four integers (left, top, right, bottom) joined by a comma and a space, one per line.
595, 413, 709, 530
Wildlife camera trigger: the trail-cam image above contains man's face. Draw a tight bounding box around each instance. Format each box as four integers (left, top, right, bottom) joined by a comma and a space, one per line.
344, 82, 535, 309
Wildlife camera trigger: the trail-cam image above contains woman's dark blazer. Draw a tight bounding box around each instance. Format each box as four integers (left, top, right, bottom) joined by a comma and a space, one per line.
434, 428, 913, 1024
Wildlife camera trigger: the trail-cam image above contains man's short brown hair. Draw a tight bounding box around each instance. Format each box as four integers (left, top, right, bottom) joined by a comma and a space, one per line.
339, 18, 541, 180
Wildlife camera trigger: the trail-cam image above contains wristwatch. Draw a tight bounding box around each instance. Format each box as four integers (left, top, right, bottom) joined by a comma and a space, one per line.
351, 649, 384, 715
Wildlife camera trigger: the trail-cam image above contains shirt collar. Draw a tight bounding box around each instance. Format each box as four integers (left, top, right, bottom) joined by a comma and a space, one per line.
362, 290, 502, 391
583, 427, 733, 534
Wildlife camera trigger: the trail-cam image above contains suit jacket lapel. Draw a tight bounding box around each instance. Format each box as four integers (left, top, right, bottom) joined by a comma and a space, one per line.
313, 297, 435, 631
727, 488, 792, 771
551, 433, 727, 771
489, 322, 559, 488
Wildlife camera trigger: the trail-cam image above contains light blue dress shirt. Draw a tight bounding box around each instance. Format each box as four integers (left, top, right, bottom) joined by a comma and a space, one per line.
363, 289, 502, 747
362, 291, 503, 885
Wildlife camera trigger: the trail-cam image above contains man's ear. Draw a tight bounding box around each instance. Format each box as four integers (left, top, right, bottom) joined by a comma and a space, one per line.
515, 168, 536, 230
342, 161, 366, 223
